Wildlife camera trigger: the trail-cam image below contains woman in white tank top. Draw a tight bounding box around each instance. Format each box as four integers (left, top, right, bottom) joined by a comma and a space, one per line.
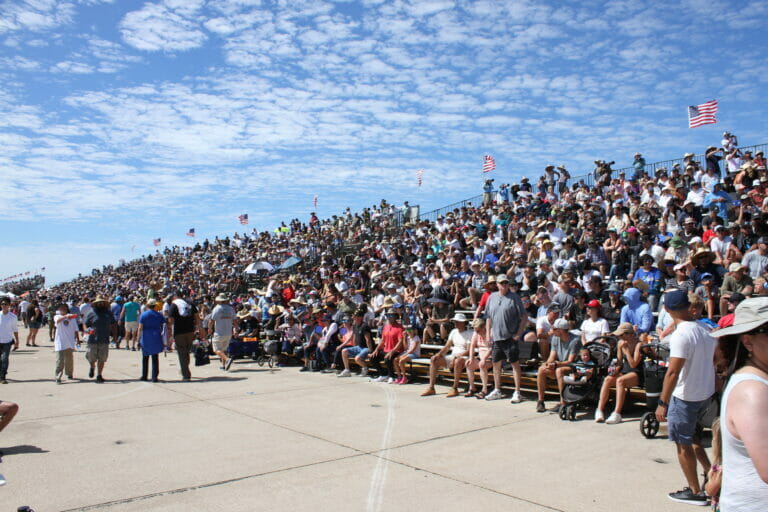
711, 298, 768, 511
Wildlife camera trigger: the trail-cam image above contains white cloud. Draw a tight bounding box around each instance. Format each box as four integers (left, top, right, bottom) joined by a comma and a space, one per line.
120, 1, 207, 51
0, 0, 75, 33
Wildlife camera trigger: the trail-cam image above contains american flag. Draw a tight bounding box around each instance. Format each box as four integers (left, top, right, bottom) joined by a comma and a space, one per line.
153, 238, 161, 247
416, 169, 423, 187
688, 100, 718, 128
238, 213, 248, 225
186, 228, 195, 237
482, 155, 496, 173
313, 195, 318, 208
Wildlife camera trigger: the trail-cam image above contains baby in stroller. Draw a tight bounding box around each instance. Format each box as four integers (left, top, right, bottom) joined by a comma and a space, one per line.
557, 342, 613, 421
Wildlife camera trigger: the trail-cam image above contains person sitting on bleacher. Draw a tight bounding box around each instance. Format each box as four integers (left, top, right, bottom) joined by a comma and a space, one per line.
536, 318, 581, 413
370, 310, 405, 383
420, 313, 472, 397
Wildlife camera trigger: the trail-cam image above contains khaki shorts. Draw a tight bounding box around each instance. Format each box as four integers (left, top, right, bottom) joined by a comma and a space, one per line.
125, 321, 138, 334
212, 334, 232, 353
86, 343, 109, 364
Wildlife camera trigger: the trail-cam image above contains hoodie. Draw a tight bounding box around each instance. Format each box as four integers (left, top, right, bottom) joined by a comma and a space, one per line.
620, 288, 654, 333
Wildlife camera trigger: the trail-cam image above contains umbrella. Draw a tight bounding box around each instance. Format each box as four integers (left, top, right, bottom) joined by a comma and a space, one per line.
244, 261, 275, 274
277, 256, 302, 271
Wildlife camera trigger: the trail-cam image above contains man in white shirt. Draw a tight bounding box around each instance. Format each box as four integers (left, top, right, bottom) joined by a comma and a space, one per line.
655, 290, 716, 506
685, 183, 705, 207
0, 298, 20, 384
18, 299, 29, 328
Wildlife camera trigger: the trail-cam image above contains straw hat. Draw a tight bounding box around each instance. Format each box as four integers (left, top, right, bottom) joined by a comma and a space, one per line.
92, 295, 108, 305
691, 247, 714, 266
268, 305, 285, 316
214, 293, 229, 303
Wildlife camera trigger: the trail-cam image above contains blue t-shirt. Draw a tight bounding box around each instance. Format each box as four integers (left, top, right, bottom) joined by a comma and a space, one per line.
139, 310, 165, 356
111, 302, 122, 321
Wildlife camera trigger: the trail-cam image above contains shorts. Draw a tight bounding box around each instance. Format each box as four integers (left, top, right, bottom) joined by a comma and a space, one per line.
492, 338, 519, 363
212, 334, 232, 353
401, 352, 419, 361
125, 322, 138, 334
344, 346, 370, 359
668, 395, 712, 446
29, 321, 42, 329
86, 343, 109, 364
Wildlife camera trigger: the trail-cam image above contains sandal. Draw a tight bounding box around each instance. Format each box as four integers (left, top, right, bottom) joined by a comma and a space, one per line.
464, 390, 476, 398
475, 391, 486, 399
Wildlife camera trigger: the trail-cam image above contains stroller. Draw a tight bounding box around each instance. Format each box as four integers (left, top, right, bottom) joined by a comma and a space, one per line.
639, 341, 670, 438
559, 337, 616, 421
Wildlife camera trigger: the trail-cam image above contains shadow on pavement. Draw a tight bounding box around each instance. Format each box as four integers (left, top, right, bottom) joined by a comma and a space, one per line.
0, 445, 49, 457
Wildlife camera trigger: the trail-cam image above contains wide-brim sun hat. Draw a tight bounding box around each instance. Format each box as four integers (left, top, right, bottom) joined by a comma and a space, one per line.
712, 297, 768, 337
451, 313, 469, 323
215, 293, 229, 302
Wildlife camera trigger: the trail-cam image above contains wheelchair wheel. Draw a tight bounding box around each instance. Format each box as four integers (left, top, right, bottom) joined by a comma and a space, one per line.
640, 411, 659, 439
267, 356, 274, 369
559, 405, 568, 421
256, 356, 267, 367
567, 405, 577, 422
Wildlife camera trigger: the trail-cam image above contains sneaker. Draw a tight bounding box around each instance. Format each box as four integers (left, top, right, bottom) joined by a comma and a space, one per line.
55, 377, 62, 384
605, 412, 622, 424
552, 404, 562, 414
89, 367, 95, 378
96, 375, 105, 383
321, 368, 336, 374
667, 487, 709, 506
595, 410, 605, 423
337, 369, 352, 377
224, 357, 234, 371
485, 388, 503, 401
536, 401, 546, 413
375, 376, 388, 382
420, 387, 436, 397
387, 377, 395, 384
359, 367, 369, 377
299, 367, 309, 372
510, 391, 522, 403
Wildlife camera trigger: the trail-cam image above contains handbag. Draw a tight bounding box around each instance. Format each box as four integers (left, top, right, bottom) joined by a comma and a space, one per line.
193, 341, 211, 366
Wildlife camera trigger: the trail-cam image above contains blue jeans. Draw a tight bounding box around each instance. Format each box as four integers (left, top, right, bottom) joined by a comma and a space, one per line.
0, 342, 12, 379
609, 265, 627, 282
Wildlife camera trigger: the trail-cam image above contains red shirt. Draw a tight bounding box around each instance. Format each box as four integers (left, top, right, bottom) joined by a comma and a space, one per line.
381, 324, 404, 352
282, 286, 295, 304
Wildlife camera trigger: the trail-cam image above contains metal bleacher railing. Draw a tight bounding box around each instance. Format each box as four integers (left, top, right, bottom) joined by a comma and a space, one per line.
418, 142, 767, 223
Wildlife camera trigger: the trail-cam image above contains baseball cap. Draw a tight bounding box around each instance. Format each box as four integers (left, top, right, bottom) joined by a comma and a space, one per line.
664, 289, 690, 311
547, 303, 561, 313
728, 292, 746, 304
712, 297, 768, 337
496, 274, 509, 283
553, 318, 570, 330
611, 322, 634, 336
586, 299, 601, 308
701, 272, 714, 281
729, 263, 745, 272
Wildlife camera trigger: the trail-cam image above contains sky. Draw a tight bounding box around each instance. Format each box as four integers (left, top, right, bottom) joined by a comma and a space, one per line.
1, 0, 767, 286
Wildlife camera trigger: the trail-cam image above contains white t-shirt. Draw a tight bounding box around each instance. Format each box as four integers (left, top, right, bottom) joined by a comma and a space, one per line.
54, 313, 78, 351
580, 317, 609, 343
0, 311, 18, 343
668, 320, 716, 401
448, 328, 472, 356
536, 315, 553, 335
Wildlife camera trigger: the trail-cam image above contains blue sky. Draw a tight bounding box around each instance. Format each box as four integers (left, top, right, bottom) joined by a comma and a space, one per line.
1, 0, 767, 286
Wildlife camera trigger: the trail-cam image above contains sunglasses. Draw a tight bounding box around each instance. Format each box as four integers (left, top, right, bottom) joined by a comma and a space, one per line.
747, 324, 768, 336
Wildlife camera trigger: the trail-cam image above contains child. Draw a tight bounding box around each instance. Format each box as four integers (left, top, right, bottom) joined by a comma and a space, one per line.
704, 417, 722, 511
53, 303, 80, 383
393, 325, 420, 384
562, 348, 596, 385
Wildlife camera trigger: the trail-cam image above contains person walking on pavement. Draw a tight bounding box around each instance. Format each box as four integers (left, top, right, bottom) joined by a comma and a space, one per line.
84, 296, 116, 383
484, 274, 528, 403
655, 289, 716, 506
0, 298, 19, 384
53, 303, 79, 383
211, 293, 236, 371
137, 299, 166, 382
168, 290, 198, 381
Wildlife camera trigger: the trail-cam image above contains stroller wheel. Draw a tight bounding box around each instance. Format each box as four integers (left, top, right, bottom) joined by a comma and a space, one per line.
559, 405, 568, 421
257, 356, 266, 367
267, 356, 274, 369
640, 411, 659, 439
567, 405, 577, 421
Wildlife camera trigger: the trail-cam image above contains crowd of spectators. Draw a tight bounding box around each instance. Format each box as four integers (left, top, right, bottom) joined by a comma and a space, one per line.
3, 135, 768, 507
1, 275, 45, 296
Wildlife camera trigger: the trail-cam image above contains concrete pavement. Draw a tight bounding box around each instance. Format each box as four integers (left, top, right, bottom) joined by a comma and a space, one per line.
0, 327, 699, 511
